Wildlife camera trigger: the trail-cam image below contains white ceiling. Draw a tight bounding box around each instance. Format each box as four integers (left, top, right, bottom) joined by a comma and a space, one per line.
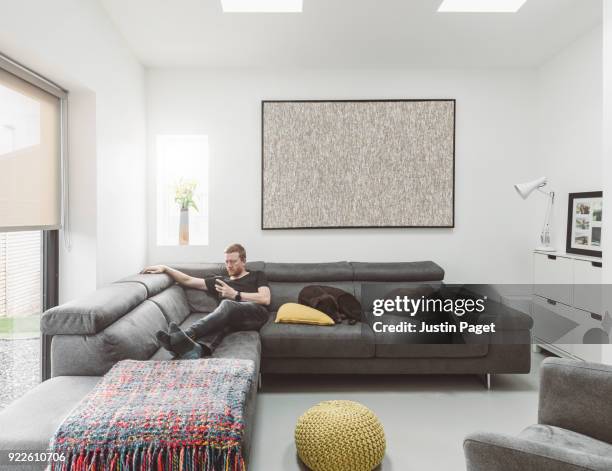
99, 0, 601, 68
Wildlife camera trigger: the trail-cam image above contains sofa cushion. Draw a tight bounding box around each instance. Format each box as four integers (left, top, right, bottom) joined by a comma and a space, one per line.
150, 313, 261, 370
115, 273, 175, 297
41, 283, 148, 335
148, 285, 191, 325
50, 300, 168, 376
261, 316, 375, 358
519, 424, 612, 459
264, 262, 353, 282
170, 261, 265, 279
149, 312, 227, 360
183, 287, 220, 313
269, 281, 355, 312
375, 343, 489, 358
275, 303, 335, 326
355, 281, 443, 307
382, 284, 439, 301
171, 263, 226, 278
0, 376, 100, 461
366, 311, 489, 358
369, 310, 452, 339
351, 261, 445, 282
212, 331, 261, 367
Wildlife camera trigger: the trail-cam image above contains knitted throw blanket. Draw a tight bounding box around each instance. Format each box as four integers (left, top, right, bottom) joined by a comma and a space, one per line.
49, 358, 255, 471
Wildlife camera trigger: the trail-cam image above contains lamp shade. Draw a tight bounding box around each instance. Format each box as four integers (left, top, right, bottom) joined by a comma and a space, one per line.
514, 177, 547, 199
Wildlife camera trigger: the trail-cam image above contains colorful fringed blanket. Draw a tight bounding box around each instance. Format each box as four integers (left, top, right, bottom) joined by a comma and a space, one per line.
49, 358, 255, 471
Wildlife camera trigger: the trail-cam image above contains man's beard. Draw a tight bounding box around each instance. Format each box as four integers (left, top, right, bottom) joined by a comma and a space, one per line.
228, 266, 245, 277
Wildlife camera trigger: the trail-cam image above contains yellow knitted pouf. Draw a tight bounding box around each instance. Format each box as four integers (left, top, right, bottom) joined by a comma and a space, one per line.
294, 400, 386, 471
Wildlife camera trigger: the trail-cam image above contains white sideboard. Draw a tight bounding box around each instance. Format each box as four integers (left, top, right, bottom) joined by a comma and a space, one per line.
532, 250, 604, 362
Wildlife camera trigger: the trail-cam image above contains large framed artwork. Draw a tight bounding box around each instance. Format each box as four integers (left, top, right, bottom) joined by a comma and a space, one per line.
261, 99, 455, 229
566, 191, 602, 257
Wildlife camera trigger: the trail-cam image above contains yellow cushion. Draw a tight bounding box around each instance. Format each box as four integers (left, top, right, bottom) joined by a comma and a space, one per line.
275, 303, 335, 326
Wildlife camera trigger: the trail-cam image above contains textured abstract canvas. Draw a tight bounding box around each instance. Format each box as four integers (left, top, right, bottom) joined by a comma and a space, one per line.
262, 100, 455, 229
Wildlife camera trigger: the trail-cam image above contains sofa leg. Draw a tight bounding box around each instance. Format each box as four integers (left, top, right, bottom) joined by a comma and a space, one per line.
258, 373, 262, 391
478, 373, 491, 390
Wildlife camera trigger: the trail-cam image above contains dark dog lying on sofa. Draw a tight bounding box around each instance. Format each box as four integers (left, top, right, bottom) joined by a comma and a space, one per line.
298, 285, 362, 324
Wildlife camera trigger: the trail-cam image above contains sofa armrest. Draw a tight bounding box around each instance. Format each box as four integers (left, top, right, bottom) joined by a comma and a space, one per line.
441, 286, 533, 332
538, 358, 612, 444
473, 298, 533, 331
464, 431, 612, 471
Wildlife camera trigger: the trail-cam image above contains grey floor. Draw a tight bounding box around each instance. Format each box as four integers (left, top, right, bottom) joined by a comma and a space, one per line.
250, 352, 549, 471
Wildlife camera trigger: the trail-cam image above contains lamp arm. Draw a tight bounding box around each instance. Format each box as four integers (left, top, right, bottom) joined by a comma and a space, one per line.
536, 187, 554, 197
540, 191, 555, 247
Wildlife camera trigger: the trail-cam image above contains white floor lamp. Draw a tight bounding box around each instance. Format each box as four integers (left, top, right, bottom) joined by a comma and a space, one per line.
514, 176, 555, 252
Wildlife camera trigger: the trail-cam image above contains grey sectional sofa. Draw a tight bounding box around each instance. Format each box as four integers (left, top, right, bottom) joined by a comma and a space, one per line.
0, 261, 532, 469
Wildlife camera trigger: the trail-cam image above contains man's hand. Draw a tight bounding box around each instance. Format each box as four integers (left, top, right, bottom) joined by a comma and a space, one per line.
141, 265, 166, 274
215, 279, 238, 300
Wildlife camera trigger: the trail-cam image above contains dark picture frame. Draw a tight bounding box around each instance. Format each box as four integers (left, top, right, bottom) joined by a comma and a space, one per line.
566, 191, 602, 257
261, 99, 456, 229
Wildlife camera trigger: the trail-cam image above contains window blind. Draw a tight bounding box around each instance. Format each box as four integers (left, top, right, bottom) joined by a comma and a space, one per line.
0, 66, 61, 230
0, 231, 41, 317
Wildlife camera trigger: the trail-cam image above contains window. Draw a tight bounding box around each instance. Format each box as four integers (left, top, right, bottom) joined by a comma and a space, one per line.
0, 54, 64, 408
0, 231, 41, 317
0, 231, 42, 409
156, 135, 209, 246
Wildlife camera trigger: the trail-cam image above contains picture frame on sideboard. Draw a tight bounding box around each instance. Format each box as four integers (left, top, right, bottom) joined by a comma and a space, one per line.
566, 191, 602, 258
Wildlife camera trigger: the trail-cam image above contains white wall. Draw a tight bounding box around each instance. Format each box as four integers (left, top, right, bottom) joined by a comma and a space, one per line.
147, 67, 538, 283
535, 26, 603, 252
602, 1, 612, 364
60, 89, 98, 301
0, 0, 147, 301
536, 24, 609, 364
604, 0, 612, 284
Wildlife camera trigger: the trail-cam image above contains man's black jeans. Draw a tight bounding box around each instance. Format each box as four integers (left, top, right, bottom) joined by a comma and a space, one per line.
184, 299, 269, 352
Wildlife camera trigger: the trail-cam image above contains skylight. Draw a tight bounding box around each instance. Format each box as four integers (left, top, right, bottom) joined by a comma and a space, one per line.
221, 0, 303, 13
437, 0, 528, 13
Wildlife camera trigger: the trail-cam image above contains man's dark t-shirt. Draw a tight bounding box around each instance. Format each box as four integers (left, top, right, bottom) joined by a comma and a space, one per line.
204, 271, 269, 300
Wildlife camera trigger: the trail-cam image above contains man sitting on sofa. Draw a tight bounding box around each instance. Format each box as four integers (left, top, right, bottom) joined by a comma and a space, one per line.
141, 243, 271, 359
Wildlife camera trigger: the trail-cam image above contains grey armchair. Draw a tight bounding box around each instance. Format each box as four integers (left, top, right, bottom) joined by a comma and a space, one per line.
464, 357, 612, 471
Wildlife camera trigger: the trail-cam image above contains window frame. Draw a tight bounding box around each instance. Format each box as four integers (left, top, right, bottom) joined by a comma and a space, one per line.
41, 230, 58, 381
